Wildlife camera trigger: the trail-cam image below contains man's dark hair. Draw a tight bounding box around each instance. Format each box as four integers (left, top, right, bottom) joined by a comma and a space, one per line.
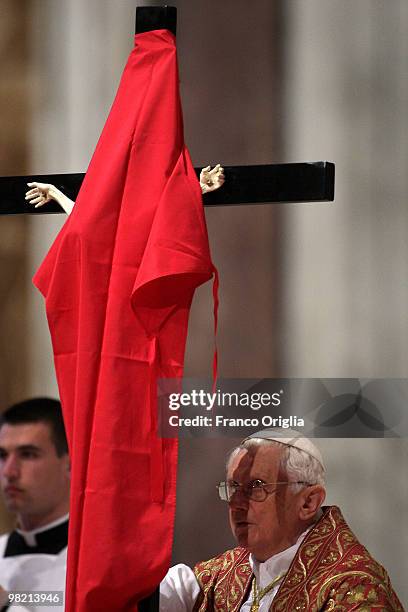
0, 397, 68, 456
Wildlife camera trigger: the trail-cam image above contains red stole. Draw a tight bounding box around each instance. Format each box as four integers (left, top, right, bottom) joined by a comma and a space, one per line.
34, 29, 215, 611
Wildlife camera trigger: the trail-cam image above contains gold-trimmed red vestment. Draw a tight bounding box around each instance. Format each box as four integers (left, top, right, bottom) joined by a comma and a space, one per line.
193, 506, 403, 611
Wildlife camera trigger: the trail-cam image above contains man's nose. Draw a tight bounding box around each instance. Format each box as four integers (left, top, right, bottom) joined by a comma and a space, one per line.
229, 488, 249, 509
2, 455, 20, 480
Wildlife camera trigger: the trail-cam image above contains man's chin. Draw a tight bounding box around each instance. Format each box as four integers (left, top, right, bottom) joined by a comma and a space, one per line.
233, 524, 255, 549
3, 495, 25, 513
4, 501, 20, 513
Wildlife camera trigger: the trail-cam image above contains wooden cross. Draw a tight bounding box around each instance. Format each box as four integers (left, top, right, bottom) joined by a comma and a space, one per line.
0, 4, 334, 216
0, 6, 334, 611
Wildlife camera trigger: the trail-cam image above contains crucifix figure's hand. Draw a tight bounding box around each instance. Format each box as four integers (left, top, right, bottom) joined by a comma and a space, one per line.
25, 182, 75, 215
200, 164, 225, 194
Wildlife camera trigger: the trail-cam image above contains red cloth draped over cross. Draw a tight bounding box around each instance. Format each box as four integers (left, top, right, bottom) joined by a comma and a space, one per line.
34, 29, 216, 611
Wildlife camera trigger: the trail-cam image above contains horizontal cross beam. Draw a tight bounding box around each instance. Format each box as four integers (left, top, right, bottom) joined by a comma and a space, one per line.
0, 162, 334, 215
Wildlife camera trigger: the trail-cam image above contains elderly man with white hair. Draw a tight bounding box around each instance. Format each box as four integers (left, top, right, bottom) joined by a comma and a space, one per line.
160, 429, 403, 611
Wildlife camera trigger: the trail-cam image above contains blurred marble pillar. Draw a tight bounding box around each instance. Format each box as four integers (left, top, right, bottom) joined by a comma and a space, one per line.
0, 0, 30, 407
27, 0, 140, 395
281, 0, 408, 602
283, 0, 408, 377
0, 0, 31, 539
175, 0, 286, 378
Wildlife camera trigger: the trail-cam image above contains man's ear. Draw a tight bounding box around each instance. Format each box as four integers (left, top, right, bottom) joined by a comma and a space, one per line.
298, 485, 326, 521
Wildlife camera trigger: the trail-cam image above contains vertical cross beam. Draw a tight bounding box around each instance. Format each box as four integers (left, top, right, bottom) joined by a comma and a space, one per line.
136, 5, 177, 36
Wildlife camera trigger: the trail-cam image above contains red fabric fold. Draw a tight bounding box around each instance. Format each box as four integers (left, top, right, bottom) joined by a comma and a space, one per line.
33, 29, 216, 611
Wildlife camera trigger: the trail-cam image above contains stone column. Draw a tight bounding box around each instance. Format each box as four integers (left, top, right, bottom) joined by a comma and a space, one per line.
0, 0, 29, 408
283, 0, 408, 378
282, 0, 408, 600
0, 0, 31, 538
27, 0, 140, 395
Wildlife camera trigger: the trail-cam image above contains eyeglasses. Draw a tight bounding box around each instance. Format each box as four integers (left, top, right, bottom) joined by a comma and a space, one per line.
216, 479, 312, 502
